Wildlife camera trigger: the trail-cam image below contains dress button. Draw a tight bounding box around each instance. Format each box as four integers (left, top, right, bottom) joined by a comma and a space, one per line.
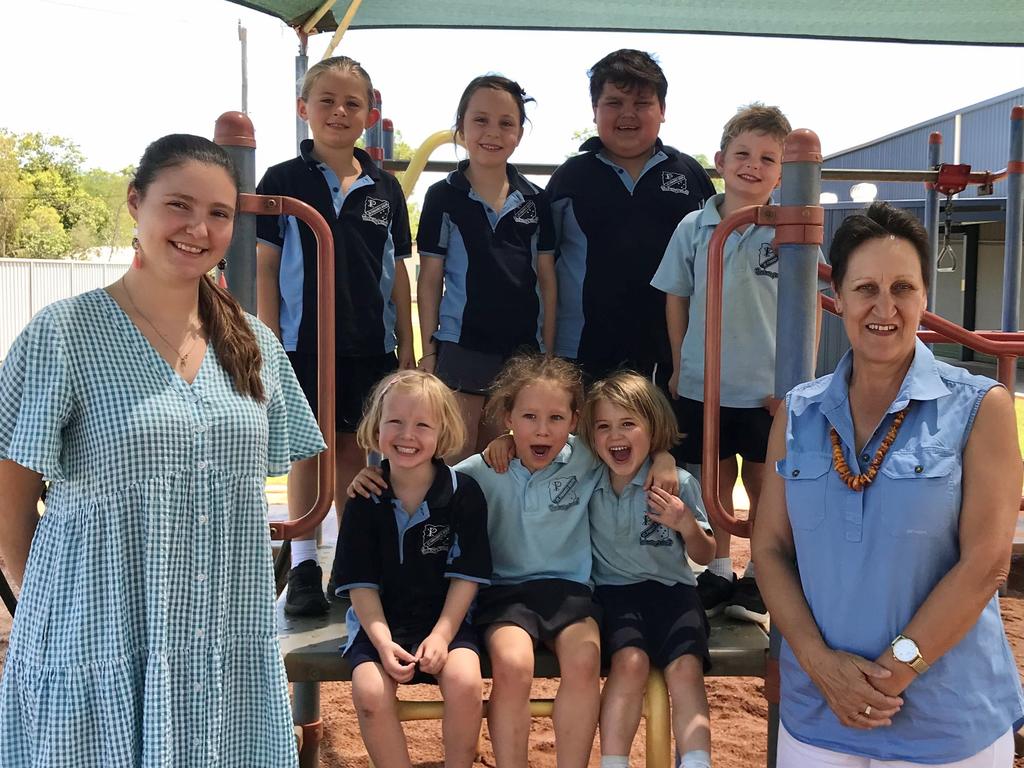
197, 572, 207, 583
791, 469, 800, 477
198, 514, 208, 524
914, 465, 924, 474
193, 736, 202, 747
195, 424, 207, 434
197, 461, 208, 470
194, 682, 203, 693
196, 628, 205, 638
861, 453, 870, 462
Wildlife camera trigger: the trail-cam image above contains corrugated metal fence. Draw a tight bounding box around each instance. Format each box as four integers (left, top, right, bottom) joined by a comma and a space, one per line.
0, 259, 130, 361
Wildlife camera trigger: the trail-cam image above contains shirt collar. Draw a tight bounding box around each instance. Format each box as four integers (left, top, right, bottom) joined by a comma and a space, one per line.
373, 457, 454, 508
595, 457, 651, 493
822, 338, 951, 415
299, 139, 380, 181
579, 136, 671, 156
446, 160, 535, 197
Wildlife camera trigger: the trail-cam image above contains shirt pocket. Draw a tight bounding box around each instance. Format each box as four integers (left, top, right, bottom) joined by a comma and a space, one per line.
777, 452, 831, 531
879, 447, 958, 538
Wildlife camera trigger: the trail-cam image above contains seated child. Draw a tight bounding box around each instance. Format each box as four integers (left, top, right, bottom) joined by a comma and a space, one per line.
579, 372, 716, 768
332, 370, 490, 768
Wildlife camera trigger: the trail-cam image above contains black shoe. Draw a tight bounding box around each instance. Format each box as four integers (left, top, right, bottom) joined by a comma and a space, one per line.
696, 569, 735, 617
284, 560, 330, 616
724, 576, 769, 625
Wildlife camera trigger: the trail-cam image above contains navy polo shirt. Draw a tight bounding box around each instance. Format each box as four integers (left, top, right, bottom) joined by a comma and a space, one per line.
548, 137, 715, 368
417, 161, 556, 354
256, 141, 411, 357
332, 459, 491, 642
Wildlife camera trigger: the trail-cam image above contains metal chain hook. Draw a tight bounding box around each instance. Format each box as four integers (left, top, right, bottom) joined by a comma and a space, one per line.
937, 192, 957, 273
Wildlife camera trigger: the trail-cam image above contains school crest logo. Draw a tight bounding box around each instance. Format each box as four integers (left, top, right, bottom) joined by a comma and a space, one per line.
361, 197, 391, 226
548, 476, 580, 511
660, 172, 690, 195
754, 242, 779, 279
639, 514, 674, 547
513, 200, 539, 225
421, 524, 451, 555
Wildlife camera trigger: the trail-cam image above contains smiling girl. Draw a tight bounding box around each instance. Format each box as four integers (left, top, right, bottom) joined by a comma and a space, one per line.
417, 75, 556, 463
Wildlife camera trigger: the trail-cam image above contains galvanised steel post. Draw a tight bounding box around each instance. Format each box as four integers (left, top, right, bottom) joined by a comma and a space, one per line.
214, 112, 257, 315
1001, 107, 1024, 370
923, 132, 942, 311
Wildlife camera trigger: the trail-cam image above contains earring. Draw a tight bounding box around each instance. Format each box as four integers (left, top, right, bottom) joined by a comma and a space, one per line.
131, 228, 142, 269
218, 258, 227, 271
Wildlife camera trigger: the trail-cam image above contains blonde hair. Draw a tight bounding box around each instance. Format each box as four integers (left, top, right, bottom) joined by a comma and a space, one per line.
720, 102, 791, 151
578, 372, 681, 454
356, 370, 467, 459
300, 55, 374, 106
484, 354, 585, 424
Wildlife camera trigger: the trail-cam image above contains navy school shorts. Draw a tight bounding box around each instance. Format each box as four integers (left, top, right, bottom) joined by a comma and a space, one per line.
672, 396, 773, 465
286, 350, 397, 432
344, 621, 481, 685
473, 578, 600, 646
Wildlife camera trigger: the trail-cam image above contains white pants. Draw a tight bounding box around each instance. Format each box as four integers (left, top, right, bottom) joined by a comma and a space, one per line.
777, 722, 1014, 768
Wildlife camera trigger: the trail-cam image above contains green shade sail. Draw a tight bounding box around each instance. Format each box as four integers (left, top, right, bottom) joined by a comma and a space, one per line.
227, 0, 1024, 46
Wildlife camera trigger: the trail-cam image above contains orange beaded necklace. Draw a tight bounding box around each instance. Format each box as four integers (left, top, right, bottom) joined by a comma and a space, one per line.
829, 406, 910, 491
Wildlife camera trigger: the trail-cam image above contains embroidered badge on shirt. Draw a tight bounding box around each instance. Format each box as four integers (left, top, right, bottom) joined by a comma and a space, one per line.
754, 242, 779, 278
660, 172, 690, 195
548, 476, 580, 511
513, 200, 539, 225
639, 514, 674, 547
421, 524, 451, 555
362, 197, 391, 227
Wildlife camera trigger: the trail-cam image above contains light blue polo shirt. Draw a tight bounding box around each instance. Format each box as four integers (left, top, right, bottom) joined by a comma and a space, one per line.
776, 340, 1024, 762
651, 193, 825, 408
589, 463, 712, 587
455, 435, 602, 586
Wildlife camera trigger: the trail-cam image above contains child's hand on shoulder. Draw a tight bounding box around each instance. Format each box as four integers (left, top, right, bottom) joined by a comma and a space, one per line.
415, 632, 449, 675
645, 486, 692, 533
643, 451, 680, 495
381, 641, 418, 683
483, 433, 516, 473
347, 466, 387, 498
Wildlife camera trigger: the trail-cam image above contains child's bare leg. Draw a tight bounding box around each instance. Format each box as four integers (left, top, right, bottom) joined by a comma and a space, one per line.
485, 624, 535, 768
599, 646, 650, 757
714, 455, 739, 559
287, 455, 318, 553
739, 459, 765, 522
552, 618, 601, 768
451, 392, 486, 465
437, 648, 484, 768
351, 661, 412, 768
664, 655, 710, 765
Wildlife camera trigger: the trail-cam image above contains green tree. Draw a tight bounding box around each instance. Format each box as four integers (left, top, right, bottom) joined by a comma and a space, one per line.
15, 205, 71, 259
694, 153, 724, 193
0, 132, 30, 258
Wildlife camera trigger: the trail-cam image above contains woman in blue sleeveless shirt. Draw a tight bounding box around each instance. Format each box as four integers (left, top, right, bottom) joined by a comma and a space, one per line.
754, 202, 1023, 766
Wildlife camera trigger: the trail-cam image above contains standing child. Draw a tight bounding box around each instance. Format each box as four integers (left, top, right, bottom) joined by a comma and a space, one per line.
350, 355, 679, 768
651, 104, 823, 624
548, 49, 715, 386
332, 370, 491, 768
417, 75, 556, 462
257, 56, 415, 615
579, 373, 716, 768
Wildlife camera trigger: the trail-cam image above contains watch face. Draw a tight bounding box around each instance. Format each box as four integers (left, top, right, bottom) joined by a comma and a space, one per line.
893, 637, 918, 662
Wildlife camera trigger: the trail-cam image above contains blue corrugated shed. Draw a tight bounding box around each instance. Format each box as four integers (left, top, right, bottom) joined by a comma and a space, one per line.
821, 88, 1024, 203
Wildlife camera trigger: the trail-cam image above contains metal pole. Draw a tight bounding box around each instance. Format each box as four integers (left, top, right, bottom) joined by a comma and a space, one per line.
924, 132, 942, 311
214, 112, 257, 315
293, 681, 321, 768
238, 21, 248, 114
295, 31, 309, 154
769, 128, 823, 768
1001, 107, 1024, 355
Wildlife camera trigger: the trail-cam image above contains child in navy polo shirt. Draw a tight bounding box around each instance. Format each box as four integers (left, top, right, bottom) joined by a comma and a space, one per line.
548, 49, 715, 387
417, 75, 556, 463
332, 370, 490, 768
580, 372, 715, 768
256, 56, 414, 616
651, 104, 823, 624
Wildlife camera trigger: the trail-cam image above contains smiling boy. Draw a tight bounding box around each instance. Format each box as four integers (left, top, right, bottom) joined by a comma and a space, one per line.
547, 49, 716, 388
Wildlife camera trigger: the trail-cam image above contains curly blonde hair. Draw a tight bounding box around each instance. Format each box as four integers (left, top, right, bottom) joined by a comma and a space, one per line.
578, 371, 681, 453
484, 354, 585, 424
356, 370, 467, 459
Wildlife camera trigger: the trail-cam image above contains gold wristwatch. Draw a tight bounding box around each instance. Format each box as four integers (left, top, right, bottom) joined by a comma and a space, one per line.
891, 634, 929, 674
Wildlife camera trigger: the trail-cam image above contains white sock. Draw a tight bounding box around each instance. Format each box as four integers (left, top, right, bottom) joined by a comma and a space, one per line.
291, 540, 319, 568
601, 757, 629, 768
709, 557, 733, 580
681, 749, 711, 768
743, 560, 756, 579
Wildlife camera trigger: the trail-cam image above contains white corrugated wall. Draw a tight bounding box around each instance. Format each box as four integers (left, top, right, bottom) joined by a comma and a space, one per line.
0, 259, 130, 361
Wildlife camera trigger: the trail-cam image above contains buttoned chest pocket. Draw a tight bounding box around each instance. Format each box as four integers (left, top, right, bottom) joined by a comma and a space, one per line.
879, 448, 958, 538
778, 452, 831, 530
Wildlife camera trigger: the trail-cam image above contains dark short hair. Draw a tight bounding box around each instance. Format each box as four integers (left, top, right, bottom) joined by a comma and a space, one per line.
588, 49, 667, 107
455, 75, 534, 136
829, 201, 931, 291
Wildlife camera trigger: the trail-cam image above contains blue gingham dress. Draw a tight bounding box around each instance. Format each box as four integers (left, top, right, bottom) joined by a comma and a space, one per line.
0, 289, 326, 768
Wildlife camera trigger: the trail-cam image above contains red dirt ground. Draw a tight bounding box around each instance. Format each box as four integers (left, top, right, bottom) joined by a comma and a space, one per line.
3, 543, 1024, 766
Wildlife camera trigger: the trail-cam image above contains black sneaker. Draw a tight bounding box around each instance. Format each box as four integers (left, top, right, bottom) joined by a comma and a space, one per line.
696, 570, 735, 617
724, 576, 769, 625
284, 560, 330, 616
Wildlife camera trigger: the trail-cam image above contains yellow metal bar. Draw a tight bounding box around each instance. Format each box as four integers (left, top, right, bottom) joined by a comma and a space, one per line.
300, 0, 338, 34
400, 130, 462, 199
321, 0, 365, 58
643, 669, 673, 768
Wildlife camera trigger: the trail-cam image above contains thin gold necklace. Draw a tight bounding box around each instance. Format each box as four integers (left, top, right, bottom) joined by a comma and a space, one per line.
120, 276, 202, 370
